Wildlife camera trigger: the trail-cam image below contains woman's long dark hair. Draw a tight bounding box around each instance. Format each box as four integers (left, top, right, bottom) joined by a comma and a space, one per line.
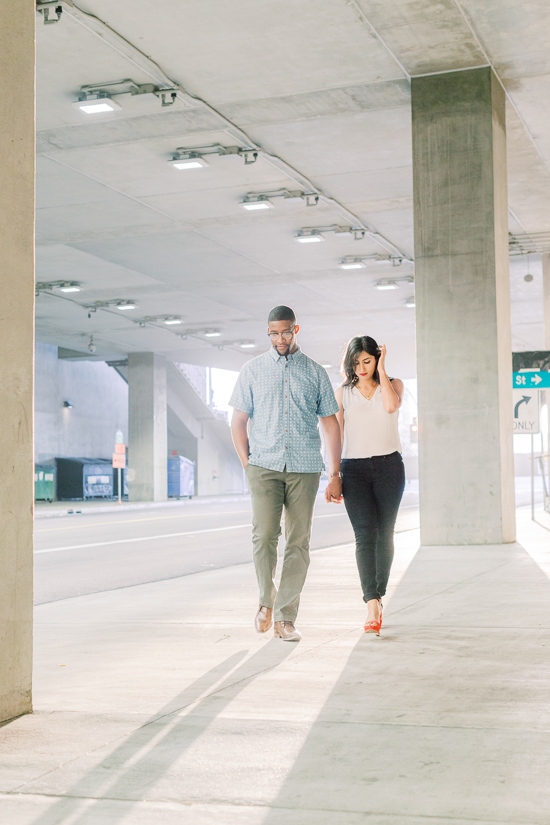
341, 335, 381, 387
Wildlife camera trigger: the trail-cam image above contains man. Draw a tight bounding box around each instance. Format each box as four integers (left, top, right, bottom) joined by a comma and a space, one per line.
229, 305, 342, 641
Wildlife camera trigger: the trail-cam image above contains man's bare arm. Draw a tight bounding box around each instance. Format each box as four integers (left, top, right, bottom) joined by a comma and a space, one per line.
320, 413, 342, 503
231, 410, 250, 468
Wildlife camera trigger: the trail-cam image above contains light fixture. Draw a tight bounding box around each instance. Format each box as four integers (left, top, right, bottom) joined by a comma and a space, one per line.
88, 335, 96, 353
405, 297, 416, 308
376, 280, 398, 291
37, 2, 63, 24
63, 401, 73, 408
322, 364, 332, 369
169, 153, 209, 170
164, 317, 183, 325
36, 280, 83, 294
204, 329, 221, 337
374, 254, 404, 265
339, 258, 366, 270
240, 196, 274, 211
240, 342, 256, 348
303, 193, 320, 207
73, 80, 177, 115
295, 230, 325, 243
116, 301, 137, 311
72, 95, 122, 114
169, 143, 259, 171
238, 189, 320, 210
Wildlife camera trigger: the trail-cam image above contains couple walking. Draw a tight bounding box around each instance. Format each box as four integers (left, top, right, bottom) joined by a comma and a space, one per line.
230, 305, 405, 640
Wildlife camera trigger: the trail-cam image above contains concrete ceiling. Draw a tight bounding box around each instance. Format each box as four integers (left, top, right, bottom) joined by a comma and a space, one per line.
35, 0, 550, 378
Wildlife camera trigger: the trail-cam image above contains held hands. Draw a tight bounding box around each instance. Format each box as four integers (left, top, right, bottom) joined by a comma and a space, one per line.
325, 475, 343, 504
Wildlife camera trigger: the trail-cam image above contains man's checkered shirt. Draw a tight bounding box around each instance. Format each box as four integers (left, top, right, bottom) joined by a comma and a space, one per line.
229, 346, 339, 473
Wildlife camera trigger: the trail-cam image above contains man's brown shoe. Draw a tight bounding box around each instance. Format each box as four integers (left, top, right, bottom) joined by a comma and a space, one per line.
274, 621, 301, 642
255, 606, 273, 633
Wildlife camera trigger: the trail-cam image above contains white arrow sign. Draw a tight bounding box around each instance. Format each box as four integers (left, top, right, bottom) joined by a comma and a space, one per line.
533, 374, 542, 386
513, 389, 540, 434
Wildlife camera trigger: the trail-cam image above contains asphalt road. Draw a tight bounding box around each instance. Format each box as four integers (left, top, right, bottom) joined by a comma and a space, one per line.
34, 490, 420, 605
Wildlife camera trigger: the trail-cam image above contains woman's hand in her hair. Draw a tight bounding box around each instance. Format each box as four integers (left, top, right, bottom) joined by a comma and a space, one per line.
378, 344, 387, 374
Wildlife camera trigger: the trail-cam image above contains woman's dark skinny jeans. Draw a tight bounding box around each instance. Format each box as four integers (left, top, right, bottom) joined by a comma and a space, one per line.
342, 452, 405, 603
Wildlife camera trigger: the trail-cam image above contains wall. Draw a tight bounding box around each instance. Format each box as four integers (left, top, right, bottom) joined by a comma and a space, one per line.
0, 1, 34, 722
35, 343, 128, 464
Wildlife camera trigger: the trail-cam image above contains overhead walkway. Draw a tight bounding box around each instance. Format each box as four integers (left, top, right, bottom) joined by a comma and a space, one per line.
2, 506, 549, 824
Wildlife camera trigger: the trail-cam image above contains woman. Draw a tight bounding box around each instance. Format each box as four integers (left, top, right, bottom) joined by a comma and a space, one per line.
334, 336, 405, 635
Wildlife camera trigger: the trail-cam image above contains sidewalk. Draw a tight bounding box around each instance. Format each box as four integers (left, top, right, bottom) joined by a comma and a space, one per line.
33, 494, 251, 520
2, 509, 550, 824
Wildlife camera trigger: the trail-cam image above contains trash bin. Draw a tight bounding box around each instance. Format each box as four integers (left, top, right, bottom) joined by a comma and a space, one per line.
167, 455, 195, 498
35, 464, 56, 502
56, 457, 114, 500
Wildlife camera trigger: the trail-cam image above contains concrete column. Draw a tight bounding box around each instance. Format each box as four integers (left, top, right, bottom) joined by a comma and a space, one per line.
543, 254, 550, 349
412, 67, 515, 545
128, 353, 167, 501
542, 253, 550, 455
0, 8, 35, 721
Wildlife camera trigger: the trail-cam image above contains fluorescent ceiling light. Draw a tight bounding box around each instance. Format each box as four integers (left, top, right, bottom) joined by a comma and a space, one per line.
376, 281, 398, 291
204, 329, 221, 337
295, 231, 325, 243
58, 283, 81, 293
240, 197, 273, 211
405, 298, 416, 308
169, 154, 209, 170
73, 96, 121, 114
164, 318, 183, 325
240, 342, 256, 348
322, 364, 332, 369
116, 302, 137, 310
339, 259, 366, 270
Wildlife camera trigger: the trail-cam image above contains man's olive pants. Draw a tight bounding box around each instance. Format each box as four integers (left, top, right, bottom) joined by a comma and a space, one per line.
246, 464, 321, 622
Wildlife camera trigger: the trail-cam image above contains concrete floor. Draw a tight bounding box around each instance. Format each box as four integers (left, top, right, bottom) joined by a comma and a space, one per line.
2, 507, 550, 824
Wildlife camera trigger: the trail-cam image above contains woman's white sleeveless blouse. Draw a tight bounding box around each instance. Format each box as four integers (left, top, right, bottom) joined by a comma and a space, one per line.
341, 384, 402, 459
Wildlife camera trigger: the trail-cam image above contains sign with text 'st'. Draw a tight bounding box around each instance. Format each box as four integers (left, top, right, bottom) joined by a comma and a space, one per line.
513, 389, 540, 434
513, 371, 550, 389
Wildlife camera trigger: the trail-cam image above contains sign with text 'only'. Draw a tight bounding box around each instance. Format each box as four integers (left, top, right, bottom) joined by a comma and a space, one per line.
513, 389, 540, 434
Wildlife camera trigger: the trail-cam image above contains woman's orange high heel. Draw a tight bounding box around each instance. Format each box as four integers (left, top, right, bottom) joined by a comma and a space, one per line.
364, 601, 382, 635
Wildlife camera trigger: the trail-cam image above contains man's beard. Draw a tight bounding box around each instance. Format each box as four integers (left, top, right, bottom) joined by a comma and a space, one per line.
274, 342, 290, 357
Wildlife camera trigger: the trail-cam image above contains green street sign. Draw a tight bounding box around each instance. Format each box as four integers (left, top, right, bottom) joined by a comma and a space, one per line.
513, 371, 550, 389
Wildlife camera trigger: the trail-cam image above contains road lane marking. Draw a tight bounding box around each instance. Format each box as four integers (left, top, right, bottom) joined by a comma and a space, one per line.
34, 523, 253, 554
34, 512, 351, 554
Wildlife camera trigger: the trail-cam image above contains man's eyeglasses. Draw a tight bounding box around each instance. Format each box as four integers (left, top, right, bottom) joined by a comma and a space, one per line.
268, 328, 295, 341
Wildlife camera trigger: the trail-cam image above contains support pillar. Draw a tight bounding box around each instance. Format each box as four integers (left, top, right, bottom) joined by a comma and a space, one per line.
412, 67, 515, 545
0, 8, 35, 721
542, 253, 550, 455
128, 353, 167, 501
543, 254, 550, 349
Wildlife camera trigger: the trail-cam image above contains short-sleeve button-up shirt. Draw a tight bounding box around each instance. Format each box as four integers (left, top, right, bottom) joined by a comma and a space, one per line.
229, 346, 339, 473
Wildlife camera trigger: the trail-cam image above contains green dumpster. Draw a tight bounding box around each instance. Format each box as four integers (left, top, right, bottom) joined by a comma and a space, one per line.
35, 464, 56, 502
